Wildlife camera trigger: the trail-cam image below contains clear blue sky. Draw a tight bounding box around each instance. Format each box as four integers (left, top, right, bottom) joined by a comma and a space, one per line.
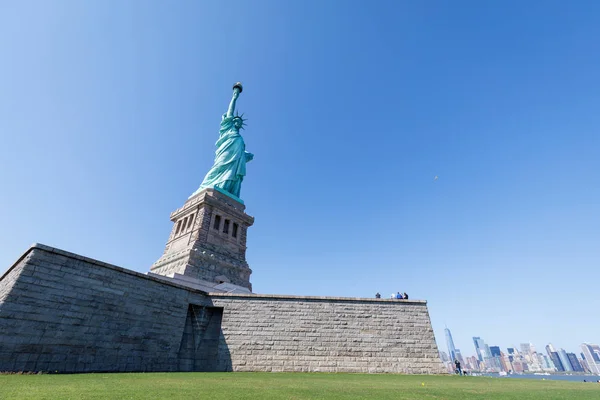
1, 1, 599, 358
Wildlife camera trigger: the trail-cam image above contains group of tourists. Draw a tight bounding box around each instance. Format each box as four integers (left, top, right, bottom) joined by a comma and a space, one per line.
374, 292, 409, 299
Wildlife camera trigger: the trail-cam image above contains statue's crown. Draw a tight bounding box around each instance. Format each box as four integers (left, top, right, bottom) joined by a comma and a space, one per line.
233, 111, 247, 129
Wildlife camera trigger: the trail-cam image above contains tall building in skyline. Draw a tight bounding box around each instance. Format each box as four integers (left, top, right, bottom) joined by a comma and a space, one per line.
445, 327, 457, 362
538, 353, 554, 371
500, 353, 512, 373
545, 343, 562, 372
482, 343, 492, 359
520, 343, 534, 356
581, 343, 600, 374
512, 359, 527, 373
439, 350, 449, 363
567, 353, 584, 372
466, 356, 480, 371
558, 349, 574, 372
473, 337, 484, 361
580, 357, 592, 373
455, 349, 465, 366
549, 351, 564, 372
490, 346, 501, 358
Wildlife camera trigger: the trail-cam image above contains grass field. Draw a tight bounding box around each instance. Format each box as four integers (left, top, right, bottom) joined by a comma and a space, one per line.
1, 372, 599, 400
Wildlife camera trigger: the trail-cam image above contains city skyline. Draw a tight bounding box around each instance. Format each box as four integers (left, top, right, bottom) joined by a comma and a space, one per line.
441, 326, 600, 374
436, 323, 598, 364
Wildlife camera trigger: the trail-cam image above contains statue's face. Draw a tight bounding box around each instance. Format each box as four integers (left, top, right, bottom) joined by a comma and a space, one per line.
233, 118, 243, 129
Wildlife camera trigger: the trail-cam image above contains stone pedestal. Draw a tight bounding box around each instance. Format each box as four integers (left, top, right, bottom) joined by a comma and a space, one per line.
151, 188, 254, 291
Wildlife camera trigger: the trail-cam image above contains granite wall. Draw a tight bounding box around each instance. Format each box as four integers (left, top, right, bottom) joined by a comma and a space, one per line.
0, 244, 444, 374
0, 244, 218, 373
210, 294, 445, 374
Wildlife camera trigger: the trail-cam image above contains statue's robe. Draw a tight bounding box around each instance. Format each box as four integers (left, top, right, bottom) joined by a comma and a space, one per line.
193, 114, 252, 198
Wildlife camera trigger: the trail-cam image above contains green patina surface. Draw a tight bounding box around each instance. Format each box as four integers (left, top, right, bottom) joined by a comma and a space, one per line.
190, 82, 253, 201
1, 372, 598, 400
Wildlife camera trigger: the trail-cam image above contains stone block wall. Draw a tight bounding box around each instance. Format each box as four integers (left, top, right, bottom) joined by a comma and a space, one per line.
209, 294, 445, 374
0, 244, 444, 374
0, 244, 210, 373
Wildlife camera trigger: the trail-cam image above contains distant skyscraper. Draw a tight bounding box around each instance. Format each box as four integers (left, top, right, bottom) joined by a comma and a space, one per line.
472, 337, 492, 361
580, 358, 592, 373
482, 344, 492, 359
439, 350, 449, 363
473, 337, 484, 361
512, 360, 526, 373
581, 343, 600, 374
539, 354, 554, 371
558, 349, 574, 372
520, 343, 533, 356
549, 351, 564, 372
487, 356, 503, 372
466, 356, 481, 371
490, 346, 501, 358
507, 347, 516, 355
545, 343, 563, 371
455, 349, 465, 365
445, 327, 457, 362
567, 353, 584, 372
500, 353, 512, 373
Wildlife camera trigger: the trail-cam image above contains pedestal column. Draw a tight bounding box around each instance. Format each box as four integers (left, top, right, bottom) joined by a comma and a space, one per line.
151, 188, 254, 291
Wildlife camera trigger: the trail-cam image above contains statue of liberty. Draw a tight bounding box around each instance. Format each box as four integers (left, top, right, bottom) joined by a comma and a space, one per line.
190, 82, 253, 200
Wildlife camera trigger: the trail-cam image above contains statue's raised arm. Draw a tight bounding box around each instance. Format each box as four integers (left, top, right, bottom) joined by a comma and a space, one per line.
226, 82, 243, 118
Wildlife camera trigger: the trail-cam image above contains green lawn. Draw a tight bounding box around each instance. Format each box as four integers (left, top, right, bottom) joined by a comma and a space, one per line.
1, 372, 599, 400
